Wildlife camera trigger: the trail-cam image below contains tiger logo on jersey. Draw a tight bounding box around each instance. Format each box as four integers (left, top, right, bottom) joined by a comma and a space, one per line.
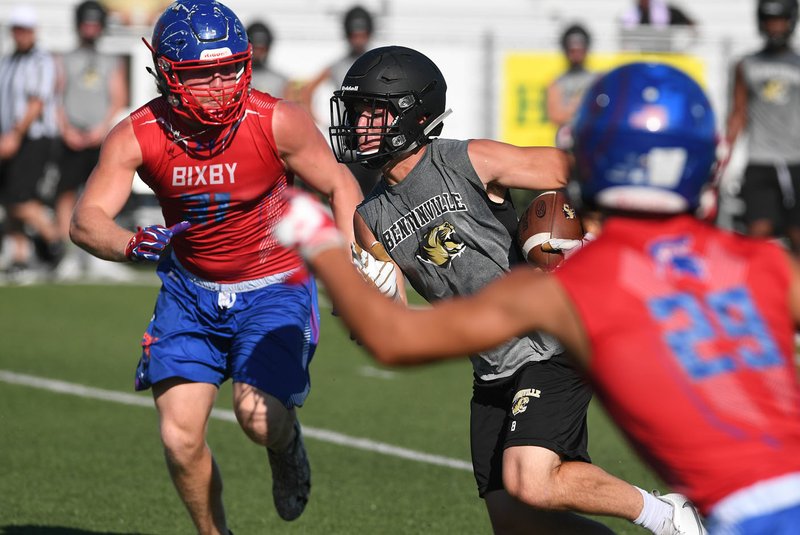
416, 221, 466, 267
761, 79, 790, 105
511, 388, 541, 416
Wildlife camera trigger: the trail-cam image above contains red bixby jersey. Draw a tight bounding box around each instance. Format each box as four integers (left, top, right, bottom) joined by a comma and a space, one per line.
130, 91, 302, 283
555, 215, 800, 514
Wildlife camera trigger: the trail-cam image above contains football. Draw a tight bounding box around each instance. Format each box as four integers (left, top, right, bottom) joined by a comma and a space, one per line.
517, 190, 584, 271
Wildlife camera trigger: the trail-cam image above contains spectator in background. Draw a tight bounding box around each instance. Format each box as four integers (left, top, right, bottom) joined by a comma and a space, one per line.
300, 5, 374, 111
726, 0, 800, 255
620, 0, 695, 28
247, 21, 289, 98
0, 5, 63, 280
55, 1, 127, 279
546, 24, 597, 131
300, 5, 379, 195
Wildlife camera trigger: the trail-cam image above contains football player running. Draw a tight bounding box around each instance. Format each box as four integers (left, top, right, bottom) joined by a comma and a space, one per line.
70, 1, 362, 533
277, 62, 800, 535
324, 46, 702, 534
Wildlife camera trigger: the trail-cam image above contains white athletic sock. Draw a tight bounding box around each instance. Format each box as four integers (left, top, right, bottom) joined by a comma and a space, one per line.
633, 487, 674, 534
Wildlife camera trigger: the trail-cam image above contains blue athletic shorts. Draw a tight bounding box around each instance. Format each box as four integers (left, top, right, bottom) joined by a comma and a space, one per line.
134, 256, 320, 408
706, 473, 800, 535
709, 503, 800, 534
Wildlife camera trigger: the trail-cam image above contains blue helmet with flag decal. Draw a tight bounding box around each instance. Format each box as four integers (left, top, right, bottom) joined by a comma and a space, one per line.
571, 62, 717, 214
145, 0, 252, 126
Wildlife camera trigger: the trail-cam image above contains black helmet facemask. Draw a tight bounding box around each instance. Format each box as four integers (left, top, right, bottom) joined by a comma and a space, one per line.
329, 46, 451, 169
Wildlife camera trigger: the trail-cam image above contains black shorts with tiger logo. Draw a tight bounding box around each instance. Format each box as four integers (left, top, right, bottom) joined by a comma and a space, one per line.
470, 354, 592, 497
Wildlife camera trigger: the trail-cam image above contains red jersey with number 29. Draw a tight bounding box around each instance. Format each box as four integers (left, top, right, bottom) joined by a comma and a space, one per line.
129, 90, 302, 283
554, 215, 800, 515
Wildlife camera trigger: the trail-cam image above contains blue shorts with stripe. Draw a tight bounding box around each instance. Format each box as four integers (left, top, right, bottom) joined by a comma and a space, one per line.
135, 255, 320, 408
707, 472, 800, 535
709, 504, 800, 534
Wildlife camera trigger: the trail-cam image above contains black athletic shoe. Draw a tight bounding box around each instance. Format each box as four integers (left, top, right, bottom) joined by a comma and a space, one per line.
267, 420, 310, 521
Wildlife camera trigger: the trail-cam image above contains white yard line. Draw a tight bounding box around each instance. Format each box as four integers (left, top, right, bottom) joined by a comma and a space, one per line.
357, 365, 398, 380
0, 369, 472, 472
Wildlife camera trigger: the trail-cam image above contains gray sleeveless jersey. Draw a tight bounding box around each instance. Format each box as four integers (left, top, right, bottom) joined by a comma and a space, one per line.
61, 48, 120, 131
740, 49, 800, 164
356, 139, 563, 381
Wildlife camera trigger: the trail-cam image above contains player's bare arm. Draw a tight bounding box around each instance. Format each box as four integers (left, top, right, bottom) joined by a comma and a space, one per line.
354, 211, 407, 303
304, 238, 571, 365
725, 62, 748, 146
70, 117, 141, 261
467, 139, 569, 200
273, 99, 362, 241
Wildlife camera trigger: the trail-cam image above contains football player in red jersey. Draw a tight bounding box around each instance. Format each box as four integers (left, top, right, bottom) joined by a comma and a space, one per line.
277, 62, 800, 534
70, 1, 362, 533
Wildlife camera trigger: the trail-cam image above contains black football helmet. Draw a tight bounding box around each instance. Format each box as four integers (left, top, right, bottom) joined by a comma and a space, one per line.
758, 0, 798, 48
329, 46, 450, 169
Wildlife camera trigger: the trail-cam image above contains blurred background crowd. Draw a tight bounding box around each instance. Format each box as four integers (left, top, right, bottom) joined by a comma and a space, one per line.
0, 0, 793, 284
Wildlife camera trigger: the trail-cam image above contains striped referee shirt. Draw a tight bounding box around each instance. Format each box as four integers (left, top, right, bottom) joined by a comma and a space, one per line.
0, 46, 58, 139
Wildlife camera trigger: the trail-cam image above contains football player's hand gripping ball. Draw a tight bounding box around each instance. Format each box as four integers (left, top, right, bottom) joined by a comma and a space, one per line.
125, 221, 192, 262
541, 232, 596, 260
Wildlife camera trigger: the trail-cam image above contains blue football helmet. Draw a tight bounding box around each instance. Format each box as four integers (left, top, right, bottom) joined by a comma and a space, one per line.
571, 62, 717, 213
145, 0, 252, 126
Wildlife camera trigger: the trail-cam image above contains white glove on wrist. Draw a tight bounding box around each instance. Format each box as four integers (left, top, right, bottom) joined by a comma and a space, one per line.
351, 242, 400, 300
541, 232, 596, 261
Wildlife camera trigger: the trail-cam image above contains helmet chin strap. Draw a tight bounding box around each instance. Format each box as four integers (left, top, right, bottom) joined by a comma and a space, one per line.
395, 108, 454, 156
422, 108, 453, 137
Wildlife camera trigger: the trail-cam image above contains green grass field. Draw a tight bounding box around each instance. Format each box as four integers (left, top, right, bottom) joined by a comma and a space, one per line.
0, 282, 664, 534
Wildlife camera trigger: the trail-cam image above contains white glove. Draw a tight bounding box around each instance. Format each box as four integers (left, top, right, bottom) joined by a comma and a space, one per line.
273, 190, 346, 259
541, 232, 596, 261
351, 242, 400, 300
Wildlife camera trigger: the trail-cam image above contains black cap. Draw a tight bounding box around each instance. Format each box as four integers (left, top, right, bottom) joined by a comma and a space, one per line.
75, 0, 107, 27
560, 24, 591, 51
344, 6, 373, 36
247, 21, 273, 48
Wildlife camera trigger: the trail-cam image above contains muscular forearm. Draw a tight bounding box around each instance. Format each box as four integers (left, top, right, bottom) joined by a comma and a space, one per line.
328, 173, 363, 242
70, 205, 133, 262
308, 247, 423, 363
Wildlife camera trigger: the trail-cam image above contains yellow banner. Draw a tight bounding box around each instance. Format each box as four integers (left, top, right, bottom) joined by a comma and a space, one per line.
501, 53, 706, 147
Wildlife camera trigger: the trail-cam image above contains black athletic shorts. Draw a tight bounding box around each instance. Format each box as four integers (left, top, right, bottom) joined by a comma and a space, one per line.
57, 144, 100, 195
470, 354, 592, 497
0, 137, 55, 204
740, 163, 800, 228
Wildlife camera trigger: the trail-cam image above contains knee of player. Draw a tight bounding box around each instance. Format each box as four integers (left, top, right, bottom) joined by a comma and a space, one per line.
159, 424, 206, 465
502, 458, 559, 508
233, 395, 295, 450
233, 406, 270, 446
504, 478, 557, 509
